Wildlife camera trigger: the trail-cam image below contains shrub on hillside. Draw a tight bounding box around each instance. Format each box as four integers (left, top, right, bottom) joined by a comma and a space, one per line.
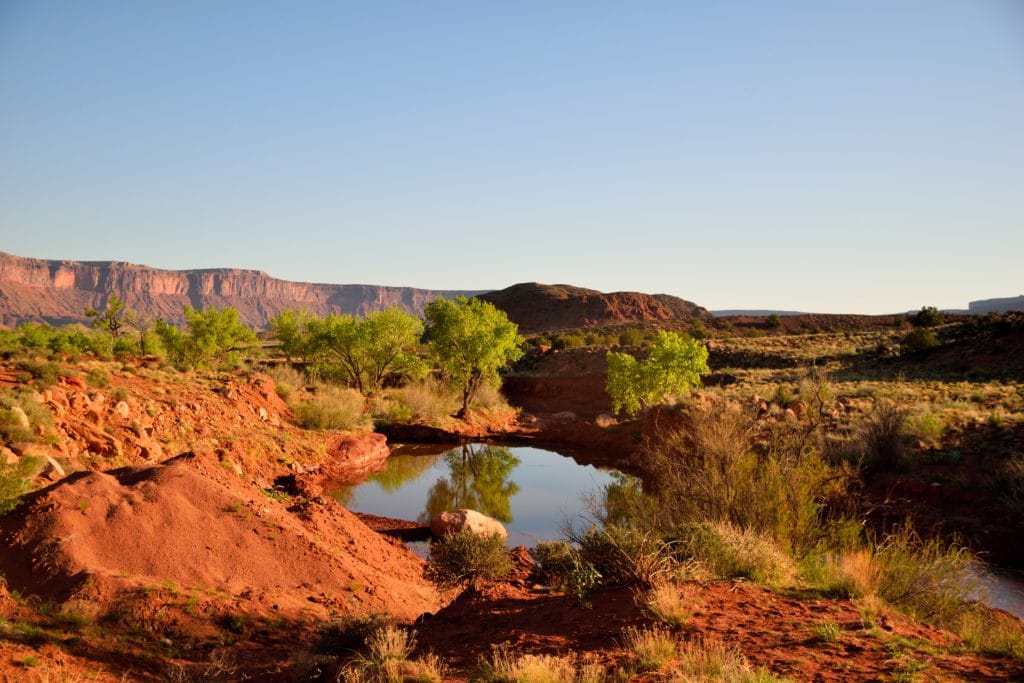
292, 388, 371, 432
0, 389, 54, 446
0, 456, 42, 515
378, 378, 459, 425
874, 525, 981, 626
901, 328, 939, 355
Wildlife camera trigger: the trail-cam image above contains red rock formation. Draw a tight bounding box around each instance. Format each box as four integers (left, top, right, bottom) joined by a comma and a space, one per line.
478, 282, 711, 334
0, 251, 483, 328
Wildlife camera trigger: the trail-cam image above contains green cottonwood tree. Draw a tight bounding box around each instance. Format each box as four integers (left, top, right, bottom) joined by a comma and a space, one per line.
306, 307, 426, 394
85, 295, 135, 339
605, 331, 709, 416
423, 296, 524, 418
156, 306, 257, 369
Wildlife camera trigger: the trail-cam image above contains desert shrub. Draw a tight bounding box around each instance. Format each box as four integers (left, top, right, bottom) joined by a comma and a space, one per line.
530, 541, 602, 605
621, 625, 677, 672
957, 608, 1024, 660
618, 328, 646, 346
0, 390, 53, 446
873, 525, 981, 625
641, 580, 697, 628
575, 524, 676, 587
906, 410, 945, 446
773, 384, 794, 407
264, 364, 304, 400
641, 408, 846, 555
677, 522, 796, 587
380, 377, 460, 424
470, 381, 510, 411
910, 306, 944, 328
673, 636, 764, 682
292, 387, 371, 431
901, 328, 939, 355
551, 331, 587, 350
341, 625, 446, 683
800, 549, 881, 600
0, 456, 42, 515
425, 530, 512, 590
14, 360, 60, 389
85, 367, 110, 388
475, 643, 580, 683
857, 400, 912, 472
316, 613, 398, 655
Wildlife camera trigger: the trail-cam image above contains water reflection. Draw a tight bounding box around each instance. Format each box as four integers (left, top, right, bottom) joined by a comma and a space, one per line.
420, 444, 520, 523
336, 443, 618, 548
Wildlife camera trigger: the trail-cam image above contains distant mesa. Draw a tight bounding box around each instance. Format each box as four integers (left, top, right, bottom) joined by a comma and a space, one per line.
0, 251, 484, 329
476, 282, 711, 334
968, 295, 1024, 315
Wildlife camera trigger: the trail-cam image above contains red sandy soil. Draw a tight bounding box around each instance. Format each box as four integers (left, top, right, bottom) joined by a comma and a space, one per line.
415, 549, 1023, 681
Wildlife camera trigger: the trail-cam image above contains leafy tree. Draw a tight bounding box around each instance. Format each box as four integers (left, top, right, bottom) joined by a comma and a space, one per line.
605, 331, 709, 416
269, 308, 320, 366
423, 296, 524, 417
910, 306, 944, 328
85, 295, 135, 339
306, 307, 426, 394
155, 306, 256, 369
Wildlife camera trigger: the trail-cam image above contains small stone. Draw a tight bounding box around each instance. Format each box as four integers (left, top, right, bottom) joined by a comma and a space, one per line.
41, 455, 66, 481
114, 401, 131, 418
258, 407, 269, 421
429, 509, 507, 540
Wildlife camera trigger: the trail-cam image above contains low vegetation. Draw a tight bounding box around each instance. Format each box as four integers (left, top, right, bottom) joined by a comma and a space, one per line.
425, 530, 513, 590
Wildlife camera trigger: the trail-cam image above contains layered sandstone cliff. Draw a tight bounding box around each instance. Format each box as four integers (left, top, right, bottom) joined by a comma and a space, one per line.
0, 251, 483, 328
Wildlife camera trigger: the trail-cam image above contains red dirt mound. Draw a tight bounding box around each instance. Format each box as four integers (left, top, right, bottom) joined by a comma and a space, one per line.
0, 453, 438, 621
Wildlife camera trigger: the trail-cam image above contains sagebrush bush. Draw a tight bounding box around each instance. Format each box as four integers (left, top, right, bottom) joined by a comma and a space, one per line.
476, 643, 606, 683
677, 522, 796, 587
340, 625, 446, 683
641, 580, 697, 628
873, 525, 981, 626
292, 387, 371, 431
14, 360, 60, 389
575, 524, 675, 587
381, 378, 460, 424
902, 328, 939, 354
859, 400, 912, 471
641, 407, 848, 555
530, 540, 602, 605
673, 636, 762, 682
425, 530, 512, 590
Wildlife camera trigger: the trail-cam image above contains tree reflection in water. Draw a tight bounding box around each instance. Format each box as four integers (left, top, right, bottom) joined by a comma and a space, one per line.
419, 444, 521, 523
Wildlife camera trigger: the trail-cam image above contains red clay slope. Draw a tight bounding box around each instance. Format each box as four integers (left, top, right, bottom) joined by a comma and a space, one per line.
0, 453, 439, 621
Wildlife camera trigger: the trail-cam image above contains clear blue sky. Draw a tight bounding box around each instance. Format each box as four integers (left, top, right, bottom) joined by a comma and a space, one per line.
1, 1, 1021, 313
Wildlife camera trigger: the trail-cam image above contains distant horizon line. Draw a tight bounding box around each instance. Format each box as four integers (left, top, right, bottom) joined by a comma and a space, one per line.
0, 249, 1016, 318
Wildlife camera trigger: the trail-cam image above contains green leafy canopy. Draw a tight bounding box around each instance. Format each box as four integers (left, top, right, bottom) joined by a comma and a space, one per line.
423, 296, 524, 417
605, 330, 709, 416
